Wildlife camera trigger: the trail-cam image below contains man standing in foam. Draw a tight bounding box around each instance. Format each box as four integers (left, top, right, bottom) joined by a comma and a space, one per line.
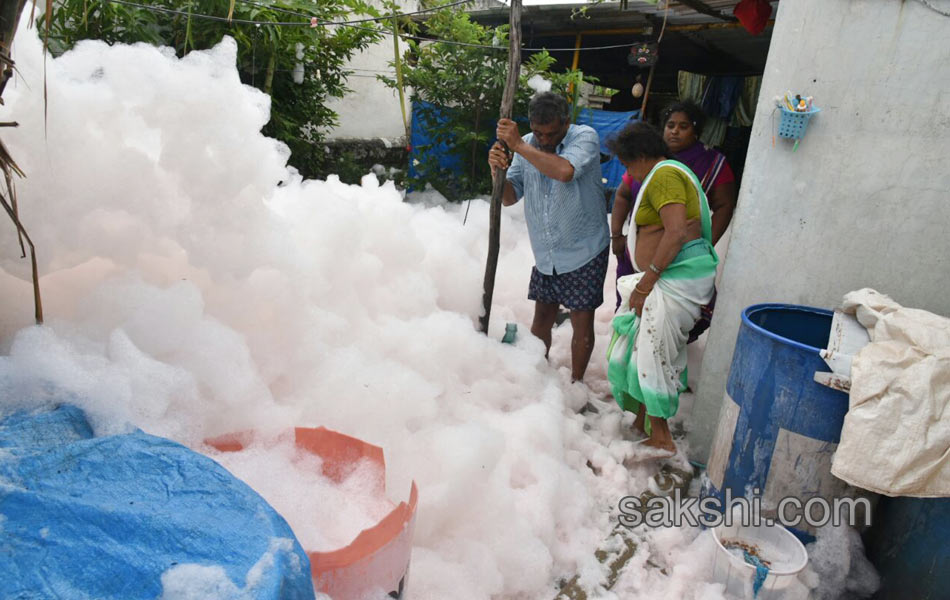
488, 92, 608, 383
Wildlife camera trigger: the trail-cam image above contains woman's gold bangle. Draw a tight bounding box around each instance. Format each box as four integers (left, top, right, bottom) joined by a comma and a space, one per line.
634, 284, 652, 295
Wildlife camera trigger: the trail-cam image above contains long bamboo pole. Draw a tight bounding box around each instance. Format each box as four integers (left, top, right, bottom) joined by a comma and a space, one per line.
478, 0, 522, 335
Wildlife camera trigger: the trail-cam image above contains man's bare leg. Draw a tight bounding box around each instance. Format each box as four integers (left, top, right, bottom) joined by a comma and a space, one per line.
531, 301, 559, 357
569, 309, 595, 382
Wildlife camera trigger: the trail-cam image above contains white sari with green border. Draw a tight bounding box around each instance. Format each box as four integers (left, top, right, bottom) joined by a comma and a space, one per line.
607, 160, 719, 419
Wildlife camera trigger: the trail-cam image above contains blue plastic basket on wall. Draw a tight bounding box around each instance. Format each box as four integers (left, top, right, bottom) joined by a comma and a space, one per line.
778, 107, 820, 140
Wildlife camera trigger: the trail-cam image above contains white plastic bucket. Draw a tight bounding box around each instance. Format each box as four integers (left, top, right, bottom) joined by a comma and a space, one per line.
711, 522, 808, 599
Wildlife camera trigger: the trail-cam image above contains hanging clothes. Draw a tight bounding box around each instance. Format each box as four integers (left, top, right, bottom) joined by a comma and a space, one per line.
731, 76, 763, 127
677, 70, 706, 104
676, 71, 762, 147
699, 118, 727, 148
701, 76, 743, 120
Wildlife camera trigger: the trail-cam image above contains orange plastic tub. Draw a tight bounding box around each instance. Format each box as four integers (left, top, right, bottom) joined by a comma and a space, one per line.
207, 427, 418, 599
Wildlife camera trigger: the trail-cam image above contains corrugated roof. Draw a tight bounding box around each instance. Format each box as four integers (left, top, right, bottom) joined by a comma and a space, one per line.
416, 1, 778, 93
465, 0, 753, 27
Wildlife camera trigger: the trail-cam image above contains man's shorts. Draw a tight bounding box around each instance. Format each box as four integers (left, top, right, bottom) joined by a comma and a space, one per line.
528, 245, 609, 311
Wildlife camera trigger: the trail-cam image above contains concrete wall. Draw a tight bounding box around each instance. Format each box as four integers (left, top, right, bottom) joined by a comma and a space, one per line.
324, 0, 419, 142
688, 0, 950, 462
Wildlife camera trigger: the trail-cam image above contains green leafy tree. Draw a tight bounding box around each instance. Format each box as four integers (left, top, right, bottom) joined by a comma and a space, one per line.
381, 7, 588, 200
47, 0, 384, 177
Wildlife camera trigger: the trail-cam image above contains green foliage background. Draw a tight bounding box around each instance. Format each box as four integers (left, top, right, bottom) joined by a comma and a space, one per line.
381, 8, 591, 200
46, 0, 383, 178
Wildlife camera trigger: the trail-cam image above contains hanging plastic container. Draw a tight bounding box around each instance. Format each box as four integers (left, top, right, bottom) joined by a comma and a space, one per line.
777, 106, 820, 140
208, 427, 418, 600
702, 304, 859, 542
711, 520, 808, 599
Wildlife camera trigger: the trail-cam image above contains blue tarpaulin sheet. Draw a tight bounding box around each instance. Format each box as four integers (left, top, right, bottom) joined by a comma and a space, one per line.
574, 107, 639, 191
0, 404, 315, 600
408, 100, 462, 182
408, 101, 638, 193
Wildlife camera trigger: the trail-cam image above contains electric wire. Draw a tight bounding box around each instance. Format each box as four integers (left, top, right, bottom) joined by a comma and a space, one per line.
95, 0, 646, 52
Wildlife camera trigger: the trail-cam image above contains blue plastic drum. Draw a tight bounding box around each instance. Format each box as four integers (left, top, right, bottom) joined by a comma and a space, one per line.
864, 496, 950, 599
702, 304, 854, 542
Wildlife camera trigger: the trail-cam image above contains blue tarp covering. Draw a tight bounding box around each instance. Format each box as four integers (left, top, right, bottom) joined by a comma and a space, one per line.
408, 101, 638, 193
0, 405, 315, 600
408, 100, 462, 182
574, 107, 639, 191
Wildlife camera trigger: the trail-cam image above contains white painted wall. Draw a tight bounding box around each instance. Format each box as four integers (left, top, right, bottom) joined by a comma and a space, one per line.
688, 0, 950, 462
324, 0, 419, 142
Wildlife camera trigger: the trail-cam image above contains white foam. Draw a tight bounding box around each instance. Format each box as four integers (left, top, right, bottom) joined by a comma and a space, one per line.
804, 525, 881, 600
527, 74, 552, 95
0, 21, 626, 598
207, 438, 393, 552
0, 16, 879, 600
159, 537, 301, 600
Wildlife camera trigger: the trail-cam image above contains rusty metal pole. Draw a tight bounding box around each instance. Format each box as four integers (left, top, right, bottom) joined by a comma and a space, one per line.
478, 0, 522, 335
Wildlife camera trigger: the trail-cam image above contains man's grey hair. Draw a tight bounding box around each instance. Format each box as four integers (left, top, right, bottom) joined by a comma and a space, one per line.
528, 92, 570, 125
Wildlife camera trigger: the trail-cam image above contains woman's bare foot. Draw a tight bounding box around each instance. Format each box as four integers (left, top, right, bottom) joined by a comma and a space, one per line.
629, 424, 648, 443
633, 404, 647, 437
642, 437, 677, 454
626, 438, 676, 463
646, 416, 676, 453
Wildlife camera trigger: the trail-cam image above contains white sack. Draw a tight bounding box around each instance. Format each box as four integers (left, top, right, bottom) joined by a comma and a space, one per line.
831, 289, 950, 497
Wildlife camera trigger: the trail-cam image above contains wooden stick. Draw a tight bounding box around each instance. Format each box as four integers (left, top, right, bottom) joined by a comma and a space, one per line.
4, 165, 23, 257
478, 0, 522, 335
640, 61, 657, 118
639, 0, 669, 119
0, 187, 42, 324
0, 0, 40, 324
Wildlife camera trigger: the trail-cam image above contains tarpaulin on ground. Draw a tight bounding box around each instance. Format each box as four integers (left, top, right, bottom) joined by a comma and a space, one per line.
0, 404, 315, 599
409, 101, 637, 194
